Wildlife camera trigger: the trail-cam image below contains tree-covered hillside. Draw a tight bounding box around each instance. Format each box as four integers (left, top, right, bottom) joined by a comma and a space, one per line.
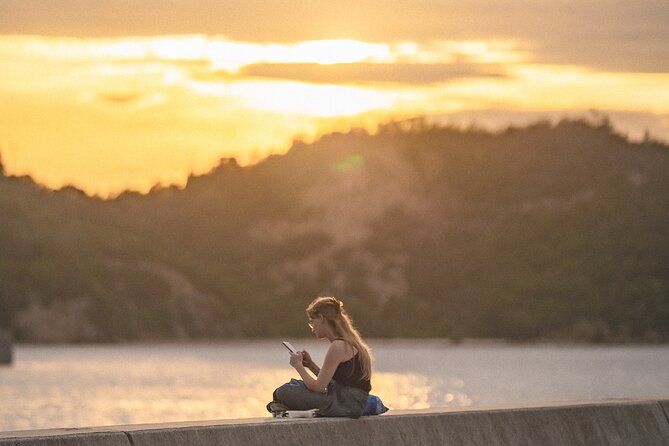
1, 118, 667, 342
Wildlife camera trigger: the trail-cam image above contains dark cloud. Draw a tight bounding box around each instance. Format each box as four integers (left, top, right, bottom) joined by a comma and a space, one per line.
532, 38, 669, 73
238, 63, 507, 85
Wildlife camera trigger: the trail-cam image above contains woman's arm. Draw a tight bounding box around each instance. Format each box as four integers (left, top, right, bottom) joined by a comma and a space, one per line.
290, 341, 347, 393
305, 360, 320, 376
300, 350, 320, 375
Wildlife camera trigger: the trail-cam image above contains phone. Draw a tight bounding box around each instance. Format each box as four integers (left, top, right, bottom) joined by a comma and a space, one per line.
282, 341, 298, 354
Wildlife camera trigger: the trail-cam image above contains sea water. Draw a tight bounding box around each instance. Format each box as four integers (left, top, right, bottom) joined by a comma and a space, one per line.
1, 340, 668, 432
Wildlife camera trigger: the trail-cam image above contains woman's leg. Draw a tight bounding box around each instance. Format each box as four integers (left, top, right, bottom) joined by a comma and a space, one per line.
318, 382, 369, 418
273, 379, 330, 410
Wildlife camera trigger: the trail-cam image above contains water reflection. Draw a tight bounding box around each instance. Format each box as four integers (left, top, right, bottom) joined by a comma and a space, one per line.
373, 372, 472, 410
3, 367, 466, 431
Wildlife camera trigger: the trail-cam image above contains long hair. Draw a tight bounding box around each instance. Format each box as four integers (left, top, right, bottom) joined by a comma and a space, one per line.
306, 296, 372, 380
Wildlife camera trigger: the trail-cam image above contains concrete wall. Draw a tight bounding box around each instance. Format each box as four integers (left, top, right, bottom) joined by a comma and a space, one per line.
1, 400, 668, 446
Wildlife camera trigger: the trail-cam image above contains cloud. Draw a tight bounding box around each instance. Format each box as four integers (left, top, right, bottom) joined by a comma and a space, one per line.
3, 0, 667, 72
239, 63, 508, 85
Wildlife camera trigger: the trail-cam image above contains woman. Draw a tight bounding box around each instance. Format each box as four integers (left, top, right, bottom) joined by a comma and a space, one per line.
268, 296, 372, 418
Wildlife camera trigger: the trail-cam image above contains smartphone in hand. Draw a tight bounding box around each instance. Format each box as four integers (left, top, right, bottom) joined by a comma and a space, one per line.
282, 341, 298, 354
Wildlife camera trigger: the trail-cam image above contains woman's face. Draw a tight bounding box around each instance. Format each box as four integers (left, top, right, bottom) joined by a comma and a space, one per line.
308, 314, 325, 338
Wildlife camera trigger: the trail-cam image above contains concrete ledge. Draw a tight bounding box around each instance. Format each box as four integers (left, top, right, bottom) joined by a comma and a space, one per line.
660, 399, 669, 423
0, 430, 130, 446
2, 400, 669, 446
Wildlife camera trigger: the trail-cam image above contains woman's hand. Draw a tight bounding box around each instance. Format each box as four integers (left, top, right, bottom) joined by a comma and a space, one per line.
289, 351, 304, 369
300, 350, 313, 367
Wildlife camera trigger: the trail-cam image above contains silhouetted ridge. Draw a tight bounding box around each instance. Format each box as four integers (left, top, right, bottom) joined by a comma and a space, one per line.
1, 118, 668, 342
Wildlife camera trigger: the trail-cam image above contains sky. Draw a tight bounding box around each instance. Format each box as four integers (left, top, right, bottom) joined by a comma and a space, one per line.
1, 0, 668, 196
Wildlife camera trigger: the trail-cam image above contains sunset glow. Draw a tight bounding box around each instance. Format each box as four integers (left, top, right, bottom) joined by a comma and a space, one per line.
1, 1, 668, 196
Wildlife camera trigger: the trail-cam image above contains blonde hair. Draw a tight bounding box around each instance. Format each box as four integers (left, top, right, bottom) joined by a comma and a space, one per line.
306, 296, 372, 380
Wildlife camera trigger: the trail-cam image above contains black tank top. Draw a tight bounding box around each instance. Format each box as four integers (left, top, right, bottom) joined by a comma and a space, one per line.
332, 339, 372, 392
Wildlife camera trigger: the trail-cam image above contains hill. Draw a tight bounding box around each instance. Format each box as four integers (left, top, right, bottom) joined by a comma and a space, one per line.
1, 118, 668, 342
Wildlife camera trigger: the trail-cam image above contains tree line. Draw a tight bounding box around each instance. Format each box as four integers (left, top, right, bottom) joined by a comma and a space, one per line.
1, 118, 667, 342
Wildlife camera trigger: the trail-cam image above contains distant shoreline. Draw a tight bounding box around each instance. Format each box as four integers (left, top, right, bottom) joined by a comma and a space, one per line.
10, 338, 669, 347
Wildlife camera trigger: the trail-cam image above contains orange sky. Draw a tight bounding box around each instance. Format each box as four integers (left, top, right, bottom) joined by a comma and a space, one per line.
1, 1, 668, 197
